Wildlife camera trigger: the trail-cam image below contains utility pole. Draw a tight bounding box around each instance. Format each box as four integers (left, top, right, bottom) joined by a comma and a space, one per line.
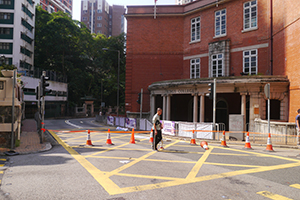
213, 78, 216, 139
140, 88, 143, 119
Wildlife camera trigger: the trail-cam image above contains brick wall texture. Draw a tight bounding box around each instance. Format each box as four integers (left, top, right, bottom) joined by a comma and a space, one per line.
126, 0, 300, 122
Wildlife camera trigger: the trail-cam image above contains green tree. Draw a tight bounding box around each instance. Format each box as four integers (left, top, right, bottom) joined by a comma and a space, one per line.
34, 6, 126, 110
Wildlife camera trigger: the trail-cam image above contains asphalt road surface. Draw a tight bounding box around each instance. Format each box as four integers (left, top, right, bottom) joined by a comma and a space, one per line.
1, 118, 300, 200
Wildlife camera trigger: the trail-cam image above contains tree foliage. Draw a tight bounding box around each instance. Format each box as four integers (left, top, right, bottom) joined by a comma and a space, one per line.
34, 6, 126, 108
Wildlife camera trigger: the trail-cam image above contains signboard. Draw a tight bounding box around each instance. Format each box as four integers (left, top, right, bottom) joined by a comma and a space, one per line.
264, 83, 270, 99
107, 116, 114, 126
229, 114, 244, 140
125, 118, 136, 129
162, 121, 175, 136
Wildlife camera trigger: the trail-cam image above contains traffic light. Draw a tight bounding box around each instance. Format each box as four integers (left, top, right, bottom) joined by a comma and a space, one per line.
137, 93, 141, 104
36, 86, 40, 100
208, 82, 214, 100
41, 75, 52, 96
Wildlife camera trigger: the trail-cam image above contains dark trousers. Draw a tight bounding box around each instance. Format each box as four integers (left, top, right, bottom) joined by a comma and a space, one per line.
152, 130, 162, 150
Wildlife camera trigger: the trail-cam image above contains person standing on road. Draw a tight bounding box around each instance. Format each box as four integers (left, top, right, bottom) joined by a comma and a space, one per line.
296, 109, 300, 145
152, 108, 163, 150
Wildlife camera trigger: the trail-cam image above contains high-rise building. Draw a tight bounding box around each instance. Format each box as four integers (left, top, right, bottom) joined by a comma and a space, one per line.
81, 0, 125, 37
0, 0, 35, 76
36, 0, 73, 15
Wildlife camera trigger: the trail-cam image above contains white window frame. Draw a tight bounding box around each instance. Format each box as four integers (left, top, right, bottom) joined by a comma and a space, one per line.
243, 49, 257, 75
190, 58, 200, 79
215, 9, 226, 37
97, 16, 102, 20
211, 54, 224, 77
190, 16, 200, 42
243, 0, 257, 30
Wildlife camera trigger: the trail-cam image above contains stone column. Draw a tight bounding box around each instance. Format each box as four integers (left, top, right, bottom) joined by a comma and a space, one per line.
200, 94, 205, 123
162, 94, 166, 120
150, 94, 156, 119
166, 95, 171, 120
193, 94, 198, 123
241, 93, 247, 131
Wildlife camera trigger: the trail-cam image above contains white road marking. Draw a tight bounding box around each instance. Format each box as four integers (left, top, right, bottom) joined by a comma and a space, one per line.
65, 120, 82, 128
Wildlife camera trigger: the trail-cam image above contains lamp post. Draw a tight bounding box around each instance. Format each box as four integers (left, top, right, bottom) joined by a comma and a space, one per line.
102, 48, 120, 117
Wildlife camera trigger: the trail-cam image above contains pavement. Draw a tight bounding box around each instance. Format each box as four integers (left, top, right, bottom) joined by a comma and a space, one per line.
0, 119, 52, 156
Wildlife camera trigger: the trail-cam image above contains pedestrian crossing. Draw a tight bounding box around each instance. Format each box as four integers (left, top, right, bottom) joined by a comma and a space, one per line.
257, 184, 300, 200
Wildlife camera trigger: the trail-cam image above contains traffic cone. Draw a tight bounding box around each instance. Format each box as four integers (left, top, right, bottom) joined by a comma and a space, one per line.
86, 130, 93, 146
244, 132, 252, 149
265, 133, 274, 151
106, 129, 113, 145
130, 128, 135, 144
221, 131, 228, 147
200, 141, 209, 150
190, 130, 196, 145
149, 129, 153, 143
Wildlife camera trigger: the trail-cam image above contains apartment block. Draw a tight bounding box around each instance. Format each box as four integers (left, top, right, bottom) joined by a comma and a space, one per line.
81, 0, 125, 37
37, 0, 72, 14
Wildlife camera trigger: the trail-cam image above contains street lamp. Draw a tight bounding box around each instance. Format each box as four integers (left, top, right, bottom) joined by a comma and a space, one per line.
102, 48, 120, 117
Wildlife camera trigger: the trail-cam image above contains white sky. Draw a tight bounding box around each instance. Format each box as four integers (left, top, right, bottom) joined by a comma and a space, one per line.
72, 0, 176, 21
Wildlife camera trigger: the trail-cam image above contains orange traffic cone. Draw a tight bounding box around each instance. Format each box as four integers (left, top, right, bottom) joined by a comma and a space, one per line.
106, 129, 113, 145
265, 133, 274, 151
200, 141, 209, 150
130, 128, 135, 144
244, 132, 252, 149
86, 130, 93, 146
221, 131, 228, 147
190, 130, 196, 145
149, 129, 153, 143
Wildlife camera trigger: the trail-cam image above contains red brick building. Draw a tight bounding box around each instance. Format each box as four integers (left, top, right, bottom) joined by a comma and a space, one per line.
125, 0, 300, 130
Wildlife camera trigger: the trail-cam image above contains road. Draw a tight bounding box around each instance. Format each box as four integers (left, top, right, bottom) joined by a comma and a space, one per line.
1, 118, 300, 200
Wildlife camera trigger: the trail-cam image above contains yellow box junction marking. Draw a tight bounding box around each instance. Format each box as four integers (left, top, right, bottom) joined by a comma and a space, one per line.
290, 184, 300, 189
49, 130, 300, 196
257, 191, 293, 200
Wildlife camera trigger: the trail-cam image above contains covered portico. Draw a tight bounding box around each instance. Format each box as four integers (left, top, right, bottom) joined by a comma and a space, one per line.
149, 76, 289, 131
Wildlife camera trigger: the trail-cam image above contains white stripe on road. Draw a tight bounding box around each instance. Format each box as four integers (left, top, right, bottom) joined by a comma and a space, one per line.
65, 120, 82, 129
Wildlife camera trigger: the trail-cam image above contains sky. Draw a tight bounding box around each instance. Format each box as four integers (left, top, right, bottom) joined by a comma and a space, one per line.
72, 0, 176, 21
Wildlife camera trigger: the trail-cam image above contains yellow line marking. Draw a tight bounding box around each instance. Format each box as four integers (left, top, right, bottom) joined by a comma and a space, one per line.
82, 148, 152, 152
0, 171, 3, 174
290, 184, 300, 189
86, 143, 130, 157
205, 162, 262, 168
213, 146, 300, 162
210, 152, 252, 156
144, 158, 197, 164
116, 173, 182, 181
257, 191, 292, 200
51, 129, 300, 196
158, 149, 203, 154
106, 141, 179, 177
86, 156, 138, 160
48, 130, 123, 195
186, 147, 213, 179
